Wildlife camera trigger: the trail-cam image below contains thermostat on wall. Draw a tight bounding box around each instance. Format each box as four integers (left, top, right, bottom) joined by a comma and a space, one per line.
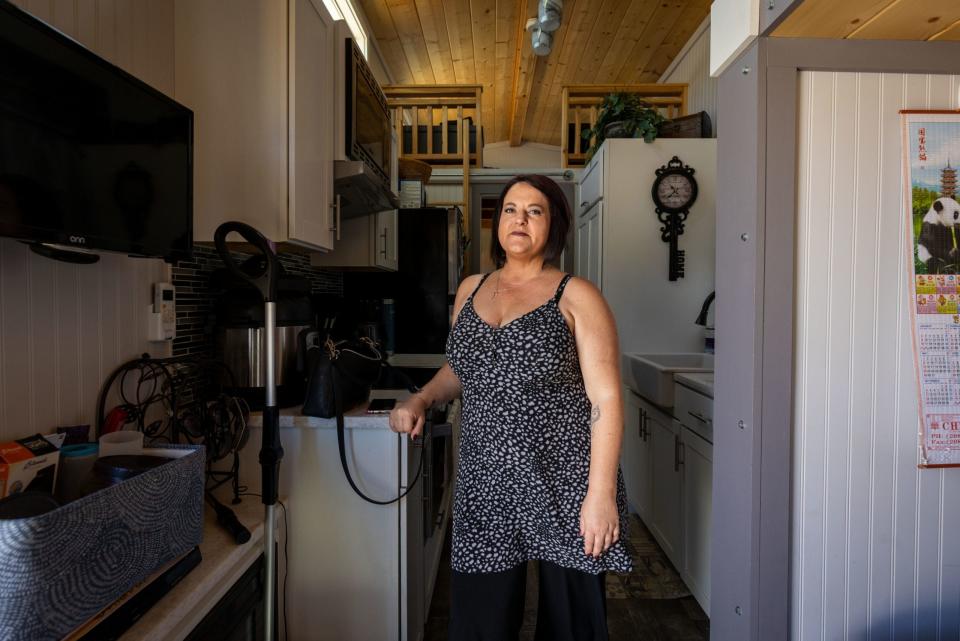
149, 282, 175, 341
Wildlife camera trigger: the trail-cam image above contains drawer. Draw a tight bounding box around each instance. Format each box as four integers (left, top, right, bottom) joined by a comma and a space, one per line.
675, 382, 712, 443
578, 145, 604, 213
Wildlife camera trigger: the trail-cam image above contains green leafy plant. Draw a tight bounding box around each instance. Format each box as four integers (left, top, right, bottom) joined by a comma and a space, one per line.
581, 92, 665, 160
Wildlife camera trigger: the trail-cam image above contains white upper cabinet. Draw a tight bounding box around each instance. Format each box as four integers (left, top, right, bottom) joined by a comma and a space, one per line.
175, 0, 337, 251
311, 209, 398, 271
289, 0, 337, 250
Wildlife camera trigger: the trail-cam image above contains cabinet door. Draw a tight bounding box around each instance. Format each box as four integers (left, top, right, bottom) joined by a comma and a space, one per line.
374, 210, 399, 271
621, 390, 643, 517
575, 201, 602, 289
575, 217, 588, 280
175, 0, 288, 242
288, 0, 336, 250
587, 202, 602, 289
622, 390, 652, 523
649, 412, 683, 570
682, 426, 712, 615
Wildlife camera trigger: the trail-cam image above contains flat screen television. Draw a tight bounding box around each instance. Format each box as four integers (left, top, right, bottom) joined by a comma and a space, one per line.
0, 1, 193, 262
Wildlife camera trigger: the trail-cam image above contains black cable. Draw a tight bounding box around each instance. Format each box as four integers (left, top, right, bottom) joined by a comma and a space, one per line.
97, 354, 250, 500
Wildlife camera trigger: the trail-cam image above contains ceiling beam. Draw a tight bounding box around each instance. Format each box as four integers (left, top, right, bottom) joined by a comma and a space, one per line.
508, 2, 538, 146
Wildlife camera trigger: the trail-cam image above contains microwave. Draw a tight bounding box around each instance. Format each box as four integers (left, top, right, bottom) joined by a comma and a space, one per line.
334, 29, 399, 217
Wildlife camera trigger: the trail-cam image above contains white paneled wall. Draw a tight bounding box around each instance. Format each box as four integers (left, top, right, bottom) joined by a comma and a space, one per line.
0, 0, 174, 442
794, 71, 960, 641
660, 19, 717, 135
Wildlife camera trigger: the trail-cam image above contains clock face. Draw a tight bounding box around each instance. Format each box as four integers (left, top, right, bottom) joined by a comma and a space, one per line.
656, 173, 694, 210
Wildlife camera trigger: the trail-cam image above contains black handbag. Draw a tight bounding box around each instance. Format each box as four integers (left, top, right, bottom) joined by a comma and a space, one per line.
303, 336, 423, 505
302, 336, 383, 418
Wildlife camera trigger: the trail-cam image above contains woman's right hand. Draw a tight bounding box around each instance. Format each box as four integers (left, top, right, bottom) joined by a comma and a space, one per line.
389, 394, 429, 439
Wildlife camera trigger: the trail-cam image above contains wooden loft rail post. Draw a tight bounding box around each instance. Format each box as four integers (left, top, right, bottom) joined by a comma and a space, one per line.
383, 84, 483, 168
560, 83, 688, 168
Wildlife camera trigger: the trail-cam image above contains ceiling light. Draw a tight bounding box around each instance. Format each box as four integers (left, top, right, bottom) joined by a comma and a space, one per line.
526, 17, 552, 56
538, 0, 562, 33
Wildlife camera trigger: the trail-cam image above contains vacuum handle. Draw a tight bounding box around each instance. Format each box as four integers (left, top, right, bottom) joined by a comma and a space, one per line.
213, 221, 279, 302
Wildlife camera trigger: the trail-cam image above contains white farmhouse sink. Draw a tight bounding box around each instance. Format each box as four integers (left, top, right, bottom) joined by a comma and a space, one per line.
621, 352, 714, 408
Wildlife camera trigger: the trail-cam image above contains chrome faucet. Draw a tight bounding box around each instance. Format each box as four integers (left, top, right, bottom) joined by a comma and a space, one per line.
695, 291, 715, 326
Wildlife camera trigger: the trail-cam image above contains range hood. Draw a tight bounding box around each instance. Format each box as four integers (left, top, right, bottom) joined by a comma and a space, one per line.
334, 160, 400, 218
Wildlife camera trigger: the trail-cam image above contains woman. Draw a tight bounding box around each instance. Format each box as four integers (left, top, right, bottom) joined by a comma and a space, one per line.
390, 175, 631, 641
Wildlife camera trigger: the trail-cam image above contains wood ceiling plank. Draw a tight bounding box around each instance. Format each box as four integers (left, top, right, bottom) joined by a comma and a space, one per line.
643, 0, 710, 81
496, 0, 525, 143
773, 0, 894, 39
572, 0, 634, 84
614, 0, 686, 83
522, 53, 552, 142
414, 0, 457, 83
930, 18, 960, 40
470, 0, 498, 143
596, 0, 662, 83
386, 0, 436, 83
508, 0, 538, 145
849, 0, 960, 40
444, 0, 477, 83
358, 0, 415, 82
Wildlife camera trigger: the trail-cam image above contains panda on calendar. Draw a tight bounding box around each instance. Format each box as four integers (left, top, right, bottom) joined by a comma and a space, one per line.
918, 197, 960, 273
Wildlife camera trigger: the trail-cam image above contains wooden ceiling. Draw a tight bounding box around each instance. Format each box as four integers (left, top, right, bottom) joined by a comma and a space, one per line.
357, 0, 711, 147
774, 0, 960, 41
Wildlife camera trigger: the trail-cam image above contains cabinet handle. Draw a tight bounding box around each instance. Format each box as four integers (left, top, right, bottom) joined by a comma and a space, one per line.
638, 409, 644, 440
687, 410, 709, 424
380, 227, 388, 257
580, 201, 589, 208
674, 434, 680, 472
329, 194, 341, 240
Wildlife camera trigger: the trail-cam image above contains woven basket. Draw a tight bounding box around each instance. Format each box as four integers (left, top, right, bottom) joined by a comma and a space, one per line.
399, 158, 432, 183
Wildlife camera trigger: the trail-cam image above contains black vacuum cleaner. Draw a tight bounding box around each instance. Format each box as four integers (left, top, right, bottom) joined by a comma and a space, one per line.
214, 222, 283, 641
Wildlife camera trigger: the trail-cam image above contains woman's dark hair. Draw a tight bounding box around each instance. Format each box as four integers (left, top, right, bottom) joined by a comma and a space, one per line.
490, 174, 571, 267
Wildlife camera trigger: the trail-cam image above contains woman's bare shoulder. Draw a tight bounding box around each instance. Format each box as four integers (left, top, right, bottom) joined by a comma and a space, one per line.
457, 273, 486, 297
451, 273, 488, 328
560, 275, 606, 310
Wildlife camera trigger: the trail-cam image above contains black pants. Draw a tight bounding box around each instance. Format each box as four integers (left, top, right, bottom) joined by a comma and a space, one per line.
448, 560, 608, 641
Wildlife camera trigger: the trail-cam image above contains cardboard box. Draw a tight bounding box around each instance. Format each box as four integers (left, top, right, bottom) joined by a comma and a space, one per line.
0, 433, 60, 498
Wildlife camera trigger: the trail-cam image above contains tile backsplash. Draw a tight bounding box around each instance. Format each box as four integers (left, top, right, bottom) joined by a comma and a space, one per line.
171, 246, 342, 360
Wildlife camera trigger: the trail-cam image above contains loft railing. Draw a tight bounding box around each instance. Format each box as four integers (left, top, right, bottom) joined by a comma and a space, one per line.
561, 83, 688, 168
383, 84, 483, 168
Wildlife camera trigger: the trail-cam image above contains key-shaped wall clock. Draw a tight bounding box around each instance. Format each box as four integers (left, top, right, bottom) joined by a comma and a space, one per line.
652, 156, 698, 281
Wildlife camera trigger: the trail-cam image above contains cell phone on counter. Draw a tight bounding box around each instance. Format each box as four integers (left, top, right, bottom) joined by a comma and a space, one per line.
366, 398, 397, 414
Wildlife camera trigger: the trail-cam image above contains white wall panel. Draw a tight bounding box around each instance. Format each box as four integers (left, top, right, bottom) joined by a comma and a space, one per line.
0, 0, 174, 442
794, 70, 960, 641
661, 20, 718, 135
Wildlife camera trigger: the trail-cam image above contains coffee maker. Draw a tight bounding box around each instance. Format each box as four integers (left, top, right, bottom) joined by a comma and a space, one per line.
213, 256, 312, 408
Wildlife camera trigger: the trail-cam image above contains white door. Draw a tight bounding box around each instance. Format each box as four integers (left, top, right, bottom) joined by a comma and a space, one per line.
288, 0, 336, 250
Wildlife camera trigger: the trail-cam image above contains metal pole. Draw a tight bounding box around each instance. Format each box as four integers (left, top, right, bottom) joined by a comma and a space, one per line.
262, 301, 279, 641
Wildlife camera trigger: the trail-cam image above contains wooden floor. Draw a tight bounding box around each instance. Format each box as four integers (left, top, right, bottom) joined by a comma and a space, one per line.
423, 515, 709, 640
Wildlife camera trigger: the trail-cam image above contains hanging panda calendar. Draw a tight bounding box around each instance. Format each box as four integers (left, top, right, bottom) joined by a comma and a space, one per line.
902, 110, 960, 468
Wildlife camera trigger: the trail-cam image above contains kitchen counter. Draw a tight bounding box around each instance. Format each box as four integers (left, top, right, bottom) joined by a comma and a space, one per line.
247, 389, 412, 430
674, 372, 714, 398
114, 491, 273, 641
